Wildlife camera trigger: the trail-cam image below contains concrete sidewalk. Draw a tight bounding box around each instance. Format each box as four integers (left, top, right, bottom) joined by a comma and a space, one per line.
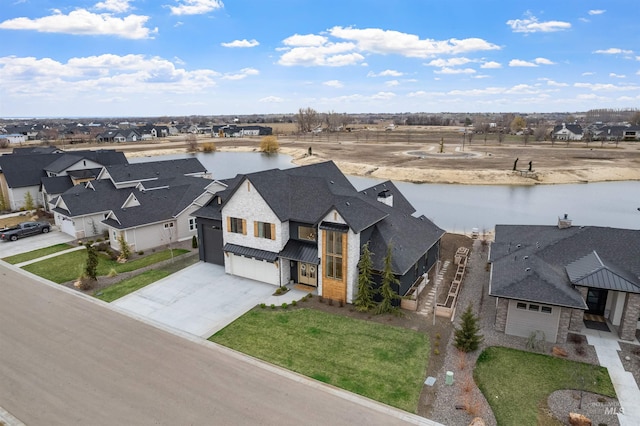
585, 330, 640, 426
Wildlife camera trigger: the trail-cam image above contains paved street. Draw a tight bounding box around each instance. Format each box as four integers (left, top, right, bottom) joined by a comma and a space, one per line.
0, 263, 437, 426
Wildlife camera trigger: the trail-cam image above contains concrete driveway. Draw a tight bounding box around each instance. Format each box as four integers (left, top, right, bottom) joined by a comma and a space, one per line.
113, 262, 290, 338
0, 226, 75, 258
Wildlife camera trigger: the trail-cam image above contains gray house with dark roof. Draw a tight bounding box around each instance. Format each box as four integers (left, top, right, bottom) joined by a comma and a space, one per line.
51, 158, 219, 244
193, 161, 444, 303
0, 148, 127, 211
489, 218, 640, 342
552, 123, 583, 141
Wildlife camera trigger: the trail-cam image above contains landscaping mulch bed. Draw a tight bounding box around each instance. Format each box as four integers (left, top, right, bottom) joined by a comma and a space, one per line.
619, 341, 640, 389
547, 390, 620, 426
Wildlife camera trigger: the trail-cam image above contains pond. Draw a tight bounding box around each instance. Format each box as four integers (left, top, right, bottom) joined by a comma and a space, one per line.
131, 152, 640, 232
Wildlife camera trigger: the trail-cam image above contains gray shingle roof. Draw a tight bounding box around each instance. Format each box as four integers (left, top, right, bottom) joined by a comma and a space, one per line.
490, 224, 640, 307
41, 176, 74, 195
104, 158, 206, 184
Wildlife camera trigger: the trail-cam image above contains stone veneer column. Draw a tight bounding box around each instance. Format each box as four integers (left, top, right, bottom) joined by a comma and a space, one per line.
619, 293, 640, 341
556, 308, 572, 343
569, 308, 584, 332
495, 298, 509, 332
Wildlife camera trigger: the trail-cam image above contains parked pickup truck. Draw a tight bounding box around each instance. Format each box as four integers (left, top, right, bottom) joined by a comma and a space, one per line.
0, 221, 51, 241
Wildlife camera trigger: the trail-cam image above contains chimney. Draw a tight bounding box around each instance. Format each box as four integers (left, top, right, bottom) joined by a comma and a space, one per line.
377, 189, 393, 207
558, 213, 572, 229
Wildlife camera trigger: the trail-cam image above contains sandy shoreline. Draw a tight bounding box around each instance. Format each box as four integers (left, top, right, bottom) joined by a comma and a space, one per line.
125, 145, 640, 186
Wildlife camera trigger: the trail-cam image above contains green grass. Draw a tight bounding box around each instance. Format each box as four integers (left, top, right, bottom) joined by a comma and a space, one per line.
474, 346, 616, 425
2, 243, 73, 264
94, 269, 171, 302
210, 308, 430, 412
22, 248, 189, 283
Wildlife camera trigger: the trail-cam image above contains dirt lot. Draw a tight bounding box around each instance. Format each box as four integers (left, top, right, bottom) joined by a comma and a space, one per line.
29, 125, 640, 186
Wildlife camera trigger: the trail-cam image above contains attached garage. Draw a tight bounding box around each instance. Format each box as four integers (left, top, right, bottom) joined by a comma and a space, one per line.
505, 299, 560, 343
224, 243, 279, 286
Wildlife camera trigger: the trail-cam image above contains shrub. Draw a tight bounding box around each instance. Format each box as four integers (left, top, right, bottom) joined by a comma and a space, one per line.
291, 300, 297, 306
259, 136, 279, 153
434, 348, 440, 356
192, 235, 198, 249
270, 304, 275, 309
107, 268, 118, 278
281, 303, 288, 309
202, 142, 216, 153
96, 238, 103, 243
260, 303, 266, 309
138, 251, 144, 255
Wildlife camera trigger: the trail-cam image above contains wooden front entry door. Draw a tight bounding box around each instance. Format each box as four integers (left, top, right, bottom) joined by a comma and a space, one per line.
298, 263, 318, 286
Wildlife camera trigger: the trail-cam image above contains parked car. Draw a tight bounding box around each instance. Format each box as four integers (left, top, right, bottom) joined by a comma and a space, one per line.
0, 221, 51, 241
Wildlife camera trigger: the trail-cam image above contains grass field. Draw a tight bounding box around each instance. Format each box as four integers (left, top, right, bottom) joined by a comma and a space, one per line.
210, 307, 430, 413
2, 243, 73, 264
22, 248, 189, 283
474, 346, 615, 425
94, 269, 171, 302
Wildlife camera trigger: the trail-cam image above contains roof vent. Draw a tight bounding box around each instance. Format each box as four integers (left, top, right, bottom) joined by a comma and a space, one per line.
330, 180, 334, 184
558, 213, 572, 229
525, 267, 531, 272
523, 256, 529, 260
345, 202, 350, 206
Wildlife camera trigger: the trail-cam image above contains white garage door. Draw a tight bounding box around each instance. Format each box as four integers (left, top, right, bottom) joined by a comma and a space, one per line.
228, 254, 279, 285
60, 217, 77, 238
505, 300, 560, 343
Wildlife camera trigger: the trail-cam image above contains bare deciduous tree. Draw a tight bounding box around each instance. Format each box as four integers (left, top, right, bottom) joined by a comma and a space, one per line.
296, 107, 320, 133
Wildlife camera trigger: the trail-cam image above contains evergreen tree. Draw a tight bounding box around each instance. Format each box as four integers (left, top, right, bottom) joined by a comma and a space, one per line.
118, 234, 131, 260
84, 243, 99, 281
355, 242, 376, 312
0, 191, 6, 211
24, 191, 34, 211
375, 245, 401, 315
454, 304, 483, 352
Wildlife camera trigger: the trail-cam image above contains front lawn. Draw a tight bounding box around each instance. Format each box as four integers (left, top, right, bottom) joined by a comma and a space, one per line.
2, 243, 73, 264
474, 346, 616, 425
22, 248, 189, 283
210, 308, 430, 413
94, 269, 170, 302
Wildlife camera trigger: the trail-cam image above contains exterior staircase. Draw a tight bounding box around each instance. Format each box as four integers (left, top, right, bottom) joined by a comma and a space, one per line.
417, 260, 450, 317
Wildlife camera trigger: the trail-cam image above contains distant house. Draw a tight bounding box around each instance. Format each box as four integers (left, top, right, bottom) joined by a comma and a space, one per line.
489, 217, 640, 343
193, 161, 444, 303
0, 134, 27, 144
591, 125, 640, 141
215, 125, 273, 138
0, 148, 127, 211
96, 129, 141, 143
552, 123, 583, 141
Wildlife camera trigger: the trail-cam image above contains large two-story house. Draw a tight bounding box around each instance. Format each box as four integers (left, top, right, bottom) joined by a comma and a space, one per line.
193, 161, 444, 304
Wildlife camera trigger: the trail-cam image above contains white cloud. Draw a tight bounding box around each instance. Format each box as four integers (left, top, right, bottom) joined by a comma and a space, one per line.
574, 82, 638, 91
385, 80, 400, 87
329, 26, 499, 58
609, 73, 626, 78
593, 48, 633, 55
582, 71, 595, 76
509, 59, 537, 67
407, 91, 445, 98
367, 69, 403, 77
534, 57, 555, 65
588, 10, 606, 15
282, 34, 328, 47
541, 78, 568, 87
94, 0, 132, 13
426, 57, 474, 67
434, 67, 476, 75
506, 12, 571, 33
474, 75, 490, 79
221, 67, 259, 80
371, 91, 395, 100
169, 0, 224, 16
221, 39, 259, 48
481, 61, 502, 69
0, 9, 156, 39
259, 96, 284, 103
0, 54, 222, 99
323, 80, 344, 88
278, 42, 362, 67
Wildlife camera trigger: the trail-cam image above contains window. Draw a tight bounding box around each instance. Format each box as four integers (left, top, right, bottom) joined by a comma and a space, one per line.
189, 217, 197, 231
163, 222, 174, 229
516, 302, 527, 310
255, 221, 274, 239
528, 304, 540, 312
228, 217, 245, 234
541, 306, 552, 314
298, 226, 316, 241
325, 230, 343, 280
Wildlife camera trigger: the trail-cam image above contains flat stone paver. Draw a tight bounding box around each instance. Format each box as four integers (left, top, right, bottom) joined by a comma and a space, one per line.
113, 262, 278, 338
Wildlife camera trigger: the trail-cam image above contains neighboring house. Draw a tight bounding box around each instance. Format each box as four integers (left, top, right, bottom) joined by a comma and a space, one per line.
591, 125, 640, 141
217, 125, 273, 137
193, 161, 444, 304
0, 134, 27, 144
96, 129, 141, 143
52, 158, 214, 241
0, 148, 127, 211
489, 217, 640, 343
552, 123, 583, 141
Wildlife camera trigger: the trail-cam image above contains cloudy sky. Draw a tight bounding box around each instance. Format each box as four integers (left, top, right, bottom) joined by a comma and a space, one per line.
1, 0, 638, 117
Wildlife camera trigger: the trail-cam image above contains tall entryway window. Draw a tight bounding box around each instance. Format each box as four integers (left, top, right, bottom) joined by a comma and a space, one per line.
298, 262, 317, 286
586, 288, 608, 315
